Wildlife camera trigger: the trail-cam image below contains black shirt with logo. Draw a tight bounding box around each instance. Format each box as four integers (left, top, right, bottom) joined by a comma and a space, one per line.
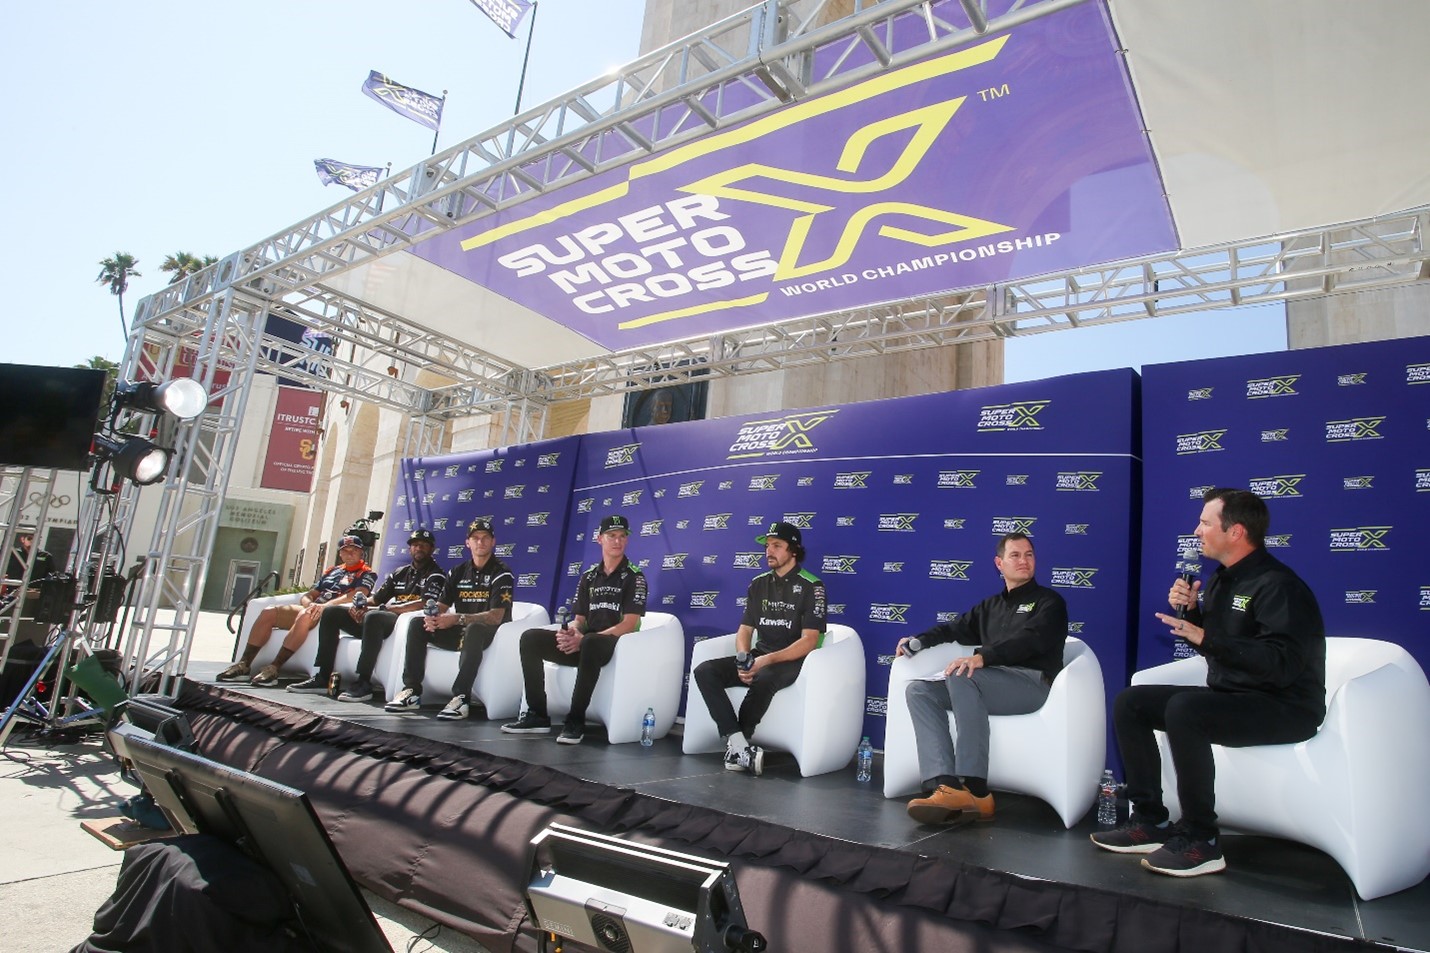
916, 578, 1068, 683
740, 566, 827, 653
441, 557, 515, 623
574, 557, 646, 633
370, 558, 447, 609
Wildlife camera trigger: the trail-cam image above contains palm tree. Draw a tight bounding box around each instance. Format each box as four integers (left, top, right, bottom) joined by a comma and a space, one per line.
159, 251, 218, 284
96, 252, 141, 338
76, 355, 120, 416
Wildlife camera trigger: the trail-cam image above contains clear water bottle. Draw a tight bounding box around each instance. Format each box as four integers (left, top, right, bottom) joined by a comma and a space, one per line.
640, 708, 655, 747
1097, 769, 1118, 826
856, 736, 873, 782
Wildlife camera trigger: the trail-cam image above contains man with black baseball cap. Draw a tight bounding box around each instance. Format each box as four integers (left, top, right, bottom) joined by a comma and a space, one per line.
503, 513, 646, 744
220, 534, 376, 686
289, 527, 447, 700
386, 518, 514, 717
692, 521, 827, 775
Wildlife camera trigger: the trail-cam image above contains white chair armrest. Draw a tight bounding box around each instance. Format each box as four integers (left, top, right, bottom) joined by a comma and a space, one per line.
1130, 653, 1208, 687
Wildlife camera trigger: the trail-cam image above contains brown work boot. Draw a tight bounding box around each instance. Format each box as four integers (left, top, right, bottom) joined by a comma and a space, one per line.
215, 661, 250, 682
907, 785, 996, 825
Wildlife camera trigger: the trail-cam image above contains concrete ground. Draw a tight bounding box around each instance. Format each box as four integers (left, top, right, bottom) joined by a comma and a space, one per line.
0, 611, 490, 953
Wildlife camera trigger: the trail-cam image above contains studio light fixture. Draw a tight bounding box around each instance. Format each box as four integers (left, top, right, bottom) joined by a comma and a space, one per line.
114, 377, 209, 421
91, 433, 171, 486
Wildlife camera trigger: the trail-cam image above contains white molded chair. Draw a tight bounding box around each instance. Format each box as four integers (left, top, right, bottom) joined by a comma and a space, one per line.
682, 624, 866, 776
1131, 637, 1430, 900
528, 611, 686, 744
378, 602, 550, 714
331, 612, 412, 696
883, 637, 1106, 829
238, 593, 318, 677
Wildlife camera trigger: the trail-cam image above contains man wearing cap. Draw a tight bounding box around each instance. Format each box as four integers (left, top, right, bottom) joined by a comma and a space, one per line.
692, 521, 827, 775
385, 518, 514, 717
896, 532, 1067, 826
502, 514, 647, 744
218, 534, 376, 687
287, 528, 447, 700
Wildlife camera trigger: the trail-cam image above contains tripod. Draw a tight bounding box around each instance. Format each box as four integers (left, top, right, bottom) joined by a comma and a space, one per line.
0, 623, 108, 748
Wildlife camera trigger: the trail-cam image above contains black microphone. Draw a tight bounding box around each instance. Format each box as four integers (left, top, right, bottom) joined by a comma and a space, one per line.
555, 604, 571, 630
1174, 560, 1201, 619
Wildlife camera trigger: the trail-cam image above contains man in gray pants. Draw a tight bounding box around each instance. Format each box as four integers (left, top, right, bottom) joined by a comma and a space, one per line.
897, 532, 1068, 825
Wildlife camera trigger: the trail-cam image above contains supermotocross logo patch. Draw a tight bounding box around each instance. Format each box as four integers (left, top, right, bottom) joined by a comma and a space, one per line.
990, 516, 1036, 536
640, 520, 663, 536
457, 489, 475, 502
661, 554, 687, 570
622, 489, 645, 506
1337, 374, 1366, 387
1247, 474, 1304, 498
1325, 417, 1384, 442
703, 514, 732, 530
504, 485, 525, 499
1264, 534, 1292, 548
929, 560, 972, 580
822, 555, 860, 574
782, 513, 815, 529
577, 497, 594, 513
1407, 362, 1430, 384
1420, 587, 1430, 610
1415, 469, 1430, 492
1342, 476, 1374, 490
527, 512, 550, 526
733, 553, 764, 570
877, 513, 918, 532
748, 475, 779, 491
678, 481, 704, 497
1055, 471, 1101, 492
1329, 526, 1390, 551
868, 603, 911, 624
689, 591, 719, 609
1245, 375, 1300, 399
727, 410, 837, 459
1176, 430, 1226, 454
833, 471, 871, 489
938, 470, 979, 488
605, 443, 640, 467
1050, 567, 1098, 589
1187, 387, 1213, 401
977, 399, 1050, 432
537, 452, 561, 467
1344, 590, 1377, 605
516, 573, 540, 587
484, 460, 503, 473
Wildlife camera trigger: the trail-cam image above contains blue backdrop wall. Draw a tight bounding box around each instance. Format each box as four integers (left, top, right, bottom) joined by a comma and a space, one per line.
1138, 335, 1430, 675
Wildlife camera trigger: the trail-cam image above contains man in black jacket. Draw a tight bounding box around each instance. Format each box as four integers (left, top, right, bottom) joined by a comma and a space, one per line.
288, 529, 446, 699
1092, 488, 1324, 878
899, 532, 1067, 826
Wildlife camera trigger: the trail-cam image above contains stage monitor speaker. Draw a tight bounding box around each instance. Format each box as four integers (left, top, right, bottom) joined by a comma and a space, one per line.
525, 824, 765, 953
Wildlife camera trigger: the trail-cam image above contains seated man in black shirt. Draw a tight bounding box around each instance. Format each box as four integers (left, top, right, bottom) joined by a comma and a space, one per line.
502, 514, 646, 744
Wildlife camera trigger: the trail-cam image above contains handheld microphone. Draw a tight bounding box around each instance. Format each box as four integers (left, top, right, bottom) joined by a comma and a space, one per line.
353, 591, 367, 610
1174, 560, 1201, 619
736, 650, 754, 672
424, 598, 439, 617
555, 604, 571, 631
904, 636, 924, 656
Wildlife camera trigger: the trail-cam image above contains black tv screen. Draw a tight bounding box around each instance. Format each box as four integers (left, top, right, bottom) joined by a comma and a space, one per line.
0, 363, 106, 470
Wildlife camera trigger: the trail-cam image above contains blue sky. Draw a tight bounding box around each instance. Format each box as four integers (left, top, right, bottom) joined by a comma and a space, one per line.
4, 0, 1286, 380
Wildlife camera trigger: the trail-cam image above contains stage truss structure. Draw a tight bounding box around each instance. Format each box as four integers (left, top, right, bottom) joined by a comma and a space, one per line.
103, 0, 1428, 692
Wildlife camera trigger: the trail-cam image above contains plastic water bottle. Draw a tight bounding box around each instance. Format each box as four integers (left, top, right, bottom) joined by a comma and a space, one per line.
641, 708, 655, 747
856, 736, 873, 782
1097, 769, 1118, 826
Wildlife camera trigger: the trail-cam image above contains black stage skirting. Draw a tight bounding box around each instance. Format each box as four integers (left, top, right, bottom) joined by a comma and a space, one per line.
171, 681, 1410, 953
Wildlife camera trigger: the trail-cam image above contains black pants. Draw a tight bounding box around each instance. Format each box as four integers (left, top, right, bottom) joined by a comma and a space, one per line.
692, 653, 804, 739
314, 605, 398, 681
403, 619, 499, 698
518, 627, 618, 726
1114, 684, 1322, 841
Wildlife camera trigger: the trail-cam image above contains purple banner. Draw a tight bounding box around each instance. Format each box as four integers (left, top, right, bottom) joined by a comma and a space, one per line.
467, 0, 533, 38
411, 1, 1174, 350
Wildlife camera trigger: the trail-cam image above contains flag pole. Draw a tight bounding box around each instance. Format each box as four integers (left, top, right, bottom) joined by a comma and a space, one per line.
431, 90, 447, 155
513, 1, 539, 116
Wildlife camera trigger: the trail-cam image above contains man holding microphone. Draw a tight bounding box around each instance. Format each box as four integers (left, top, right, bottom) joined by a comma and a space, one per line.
1092, 487, 1325, 877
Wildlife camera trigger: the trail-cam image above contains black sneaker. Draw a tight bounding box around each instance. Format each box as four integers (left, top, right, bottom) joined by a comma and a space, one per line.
287, 676, 329, 695
1090, 819, 1174, 854
501, 711, 552, 734
384, 687, 421, 712
1141, 833, 1226, 877
338, 680, 374, 702
436, 695, 470, 720
723, 742, 745, 772
556, 723, 585, 745
743, 745, 765, 776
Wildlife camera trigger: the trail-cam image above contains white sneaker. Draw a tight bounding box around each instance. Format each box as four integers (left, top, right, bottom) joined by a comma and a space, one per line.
724, 742, 745, 771
436, 695, 470, 720
384, 688, 421, 712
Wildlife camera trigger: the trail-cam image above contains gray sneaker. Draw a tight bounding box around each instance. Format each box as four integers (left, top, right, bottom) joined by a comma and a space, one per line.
383, 687, 421, 712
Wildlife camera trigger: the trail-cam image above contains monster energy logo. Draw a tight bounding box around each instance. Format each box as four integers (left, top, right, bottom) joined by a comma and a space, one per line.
1342, 476, 1374, 490
1055, 471, 1102, 492
1246, 375, 1300, 399
748, 475, 779, 491
821, 555, 860, 574
990, 516, 1036, 536
1187, 387, 1214, 401
1344, 590, 1377, 605
577, 497, 594, 513
504, 485, 525, 499
1329, 526, 1391, 551
833, 471, 871, 489
1050, 567, 1098, 589
689, 591, 719, 609
929, 560, 972, 580
1337, 374, 1366, 387
640, 520, 664, 536
661, 554, 688, 570
877, 513, 918, 532
703, 514, 732, 531
516, 573, 540, 587
678, 481, 704, 497
1247, 474, 1304, 498
978, 399, 1050, 431
526, 512, 550, 526
1260, 429, 1289, 442
1176, 430, 1227, 454
1325, 417, 1384, 442
938, 470, 979, 488
727, 410, 837, 459
485, 460, 503, 473
604, 443, 640, 467
622, 489, 644, 505
868, 603, 911, 624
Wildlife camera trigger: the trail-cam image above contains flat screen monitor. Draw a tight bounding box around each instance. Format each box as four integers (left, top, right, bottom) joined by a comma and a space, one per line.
123, 734, 392, 953
0, 363, 106, 470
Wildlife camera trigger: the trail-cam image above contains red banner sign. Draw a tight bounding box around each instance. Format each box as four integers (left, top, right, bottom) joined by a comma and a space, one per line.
261, 385, 322, 491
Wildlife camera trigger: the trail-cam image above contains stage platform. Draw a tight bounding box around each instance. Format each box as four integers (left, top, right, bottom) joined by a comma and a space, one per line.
179, 662, 1427, 953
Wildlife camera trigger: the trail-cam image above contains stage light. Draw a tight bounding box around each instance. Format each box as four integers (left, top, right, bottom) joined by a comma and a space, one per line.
92, 433, 171, 486
524, 824, 766, 953
114, 377, 209, 421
